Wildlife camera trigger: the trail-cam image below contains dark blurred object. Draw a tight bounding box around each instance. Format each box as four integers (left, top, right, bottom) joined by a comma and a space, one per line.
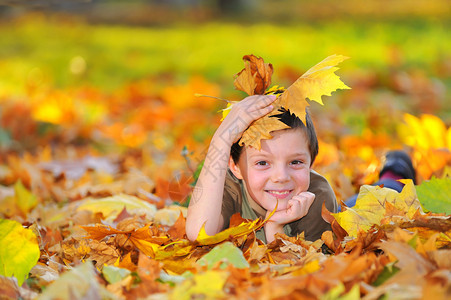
379, 150, 416, 184
340, 150, 417, 211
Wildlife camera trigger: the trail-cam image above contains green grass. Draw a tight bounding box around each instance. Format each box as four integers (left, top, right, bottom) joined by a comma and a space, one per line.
0, 16, 449, 95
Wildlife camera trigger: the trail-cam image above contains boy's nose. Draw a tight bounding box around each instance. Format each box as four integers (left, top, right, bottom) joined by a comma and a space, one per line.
271, 166, 290, 183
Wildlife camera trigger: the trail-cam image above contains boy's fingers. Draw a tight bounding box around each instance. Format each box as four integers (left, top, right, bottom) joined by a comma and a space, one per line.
293, 192, 315, 208
257, 95, 277, 108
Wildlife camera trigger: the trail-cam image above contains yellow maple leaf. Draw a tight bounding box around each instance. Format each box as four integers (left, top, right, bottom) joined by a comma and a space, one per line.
240, 54, 350, 150
333, 180, 422, 237
196, 218, 262, 246
196, 205, 277, 245
238, 110, 290, 148
277, 54, 350, 118
76, 194, 157, 221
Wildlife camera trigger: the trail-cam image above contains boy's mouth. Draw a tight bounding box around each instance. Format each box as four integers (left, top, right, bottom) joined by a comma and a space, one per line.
265, 190, 293, 199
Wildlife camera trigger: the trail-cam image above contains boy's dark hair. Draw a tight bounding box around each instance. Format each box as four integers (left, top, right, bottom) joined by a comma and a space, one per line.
231, 108, 319, 166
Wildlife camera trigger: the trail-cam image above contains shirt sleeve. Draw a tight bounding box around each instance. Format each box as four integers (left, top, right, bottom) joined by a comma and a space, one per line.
221, 170, 242, 230
290, 170, 338, 241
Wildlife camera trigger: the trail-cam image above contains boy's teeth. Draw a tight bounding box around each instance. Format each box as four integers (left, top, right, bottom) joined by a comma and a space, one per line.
269, 190, 289, 195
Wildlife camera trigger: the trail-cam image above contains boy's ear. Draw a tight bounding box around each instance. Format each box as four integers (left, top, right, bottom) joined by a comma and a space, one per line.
228, 157, 244, 180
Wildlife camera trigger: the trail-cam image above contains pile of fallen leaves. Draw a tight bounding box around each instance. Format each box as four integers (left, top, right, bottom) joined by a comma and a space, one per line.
1, 54, 450, 299
1, 170, 450, 299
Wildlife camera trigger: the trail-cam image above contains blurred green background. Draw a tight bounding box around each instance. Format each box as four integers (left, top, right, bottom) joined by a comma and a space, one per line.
1, 1, 449, 93
0, 0, 450, 146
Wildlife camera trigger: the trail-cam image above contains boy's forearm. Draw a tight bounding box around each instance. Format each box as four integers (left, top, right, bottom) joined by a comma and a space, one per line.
186, 135, 232, 241
264, 222, 284, 243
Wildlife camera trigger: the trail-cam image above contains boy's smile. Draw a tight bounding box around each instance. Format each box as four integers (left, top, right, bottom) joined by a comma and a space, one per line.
229, 128, 311, 212
265, 189, 293, 199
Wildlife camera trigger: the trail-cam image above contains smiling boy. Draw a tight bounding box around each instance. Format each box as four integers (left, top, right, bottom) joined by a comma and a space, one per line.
186, 95, 338, 243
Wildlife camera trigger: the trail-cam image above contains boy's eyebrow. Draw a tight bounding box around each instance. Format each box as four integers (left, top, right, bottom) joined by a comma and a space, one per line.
248, 152, 269, 158
291, 152, 309, 157
249, 151, 309, 159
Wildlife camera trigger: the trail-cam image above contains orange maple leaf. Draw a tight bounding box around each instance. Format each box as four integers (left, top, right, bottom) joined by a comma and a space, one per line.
234, 55, 273, 95
81, 223, 168, 258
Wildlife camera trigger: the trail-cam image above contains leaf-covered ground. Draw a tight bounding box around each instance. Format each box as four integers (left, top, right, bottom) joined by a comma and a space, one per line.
0, 14, 450, 299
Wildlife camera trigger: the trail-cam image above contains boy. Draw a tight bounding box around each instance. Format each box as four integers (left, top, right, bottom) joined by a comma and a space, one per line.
186, 94, 338, 243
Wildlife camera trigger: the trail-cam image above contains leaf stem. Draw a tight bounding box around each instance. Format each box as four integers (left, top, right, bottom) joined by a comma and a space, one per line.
194, 93, 235, 103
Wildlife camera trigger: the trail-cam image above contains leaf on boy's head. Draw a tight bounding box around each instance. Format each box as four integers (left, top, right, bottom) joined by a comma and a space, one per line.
237, 54, 350, 150
276, 54, 350, 123
234, 55, 273, 95
239, 108, 290, 149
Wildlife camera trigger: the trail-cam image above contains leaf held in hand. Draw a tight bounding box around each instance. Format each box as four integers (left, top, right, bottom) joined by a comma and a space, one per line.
277, 54, 350, 121
234, 55, 273, 95
239, 54, 350, 150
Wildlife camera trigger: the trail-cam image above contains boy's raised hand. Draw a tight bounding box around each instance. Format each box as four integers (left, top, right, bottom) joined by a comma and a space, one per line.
215, 95, 277, 145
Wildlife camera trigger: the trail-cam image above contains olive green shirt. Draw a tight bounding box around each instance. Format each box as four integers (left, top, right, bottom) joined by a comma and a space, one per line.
221, 169, 338, 242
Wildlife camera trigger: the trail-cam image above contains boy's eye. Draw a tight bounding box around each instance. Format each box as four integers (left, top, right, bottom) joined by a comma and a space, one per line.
290, 160, 303, 165
256, 161, 268, 166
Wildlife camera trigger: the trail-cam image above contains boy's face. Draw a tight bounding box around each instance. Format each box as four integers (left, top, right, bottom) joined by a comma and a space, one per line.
230, 128, 311, 213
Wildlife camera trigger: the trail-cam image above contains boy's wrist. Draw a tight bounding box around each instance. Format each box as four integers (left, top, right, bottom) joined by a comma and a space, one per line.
211, 132, 235, 149
264, 220, 284, 231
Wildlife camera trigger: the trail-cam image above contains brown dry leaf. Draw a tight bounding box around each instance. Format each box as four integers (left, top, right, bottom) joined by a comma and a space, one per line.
126, 252, 167, 298
115, 251, 137, 272
167, 212, 187, 239
383, 212, 451, 248
60, 238, 91, 264
422, 270, 451, 300
81, 222, 169, 263
427, 250, 451, 269
0, 275, 21, 299
343, 227, 387, 254
127, 224, 166, 257
245, 240, 268, 263
113, 207, 133, 223
81, 223, 125, 241
87, 239, 119, 267
234, 55, 273, 95
364, 240, 437, 300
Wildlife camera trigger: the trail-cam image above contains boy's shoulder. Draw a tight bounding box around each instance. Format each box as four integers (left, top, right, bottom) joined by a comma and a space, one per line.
308, 169, 337, 212
225, 169, 242, 200
310, 169, 330, 186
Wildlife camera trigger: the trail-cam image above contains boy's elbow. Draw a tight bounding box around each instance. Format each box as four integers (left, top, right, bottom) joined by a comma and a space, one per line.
185, 213, 223, 241
185, 218, 199, 242
186, 228, 199, 242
